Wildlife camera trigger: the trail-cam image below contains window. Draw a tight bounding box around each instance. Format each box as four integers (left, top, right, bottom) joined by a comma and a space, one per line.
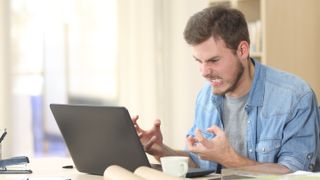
10, 0, 118, 156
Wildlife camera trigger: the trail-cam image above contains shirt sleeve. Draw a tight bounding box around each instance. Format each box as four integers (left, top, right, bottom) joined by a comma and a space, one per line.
277, 92, 320, 172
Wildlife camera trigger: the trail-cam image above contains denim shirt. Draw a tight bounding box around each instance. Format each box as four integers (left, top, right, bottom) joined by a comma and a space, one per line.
187, 59, 320, 172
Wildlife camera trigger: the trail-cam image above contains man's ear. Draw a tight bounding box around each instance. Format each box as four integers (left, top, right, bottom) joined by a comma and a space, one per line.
237, 41, 250, 60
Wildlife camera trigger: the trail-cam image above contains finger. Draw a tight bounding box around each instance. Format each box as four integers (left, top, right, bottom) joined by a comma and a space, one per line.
150, 119, 161, 133
144, 136, 157, 151
132, 115, 143, 132
137, 132, 143, 138
131, 115, 139, 123
186, 136, 197, 145
134, 123, 142, 133
153, 119, 161, 128
186, 136, 196, 151
207, 125, 223, 136
195, 129, 205, 142
186, 136, 197, 147
195, 129, 211, 147
186, 136, 202, 153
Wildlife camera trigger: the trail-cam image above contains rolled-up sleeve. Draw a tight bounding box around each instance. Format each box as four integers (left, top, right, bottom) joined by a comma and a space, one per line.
277, 92, 319, 172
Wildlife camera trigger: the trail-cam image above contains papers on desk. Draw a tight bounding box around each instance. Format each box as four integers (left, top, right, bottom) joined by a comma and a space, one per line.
222, 167, 320, 180
249, 171, 320, 180
104, 165, 184, 180
0, 175, 71, 180
289, 170, 320, 177
24, 178, 71, 180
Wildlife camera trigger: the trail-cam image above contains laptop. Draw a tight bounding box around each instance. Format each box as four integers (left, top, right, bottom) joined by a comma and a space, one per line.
50, 104, 215, 177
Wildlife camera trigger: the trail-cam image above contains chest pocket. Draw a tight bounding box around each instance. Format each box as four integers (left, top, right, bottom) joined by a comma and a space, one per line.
256, 139, 281, 163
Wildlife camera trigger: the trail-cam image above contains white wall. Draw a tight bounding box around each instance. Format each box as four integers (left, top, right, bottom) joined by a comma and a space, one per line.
117, 0, 160, 134
0, 0, 12, 157
117, 0, 209, 150
163, 0, 208, 149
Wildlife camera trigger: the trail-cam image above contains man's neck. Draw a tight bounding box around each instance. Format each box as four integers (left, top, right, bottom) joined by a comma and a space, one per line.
226, 59, 255, 98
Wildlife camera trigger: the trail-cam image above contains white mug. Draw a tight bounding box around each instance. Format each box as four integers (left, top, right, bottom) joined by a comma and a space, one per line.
160, 156, 188, 177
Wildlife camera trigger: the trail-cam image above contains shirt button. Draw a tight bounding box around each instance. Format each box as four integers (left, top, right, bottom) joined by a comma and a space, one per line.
262, 148, 266, 152
249, 149, 253, 152
307, 153, 312, 159
247, 120, 250, 124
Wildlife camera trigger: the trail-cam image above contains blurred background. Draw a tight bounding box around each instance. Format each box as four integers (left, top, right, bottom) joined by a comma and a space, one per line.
0, 0, 319, 158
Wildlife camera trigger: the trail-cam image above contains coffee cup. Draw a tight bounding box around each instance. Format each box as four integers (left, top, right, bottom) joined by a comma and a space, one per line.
160, 156, 188, 177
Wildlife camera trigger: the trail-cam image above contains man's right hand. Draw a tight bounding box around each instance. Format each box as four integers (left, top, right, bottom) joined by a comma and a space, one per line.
131, 115, 164, 157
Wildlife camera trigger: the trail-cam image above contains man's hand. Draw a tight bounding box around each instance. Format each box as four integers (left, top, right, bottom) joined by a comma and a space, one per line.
131, 115, 164, 156
131, 116, 194, 163
187, 125, 290, 173
186, 125, 236, 165
187, 125, 259, 168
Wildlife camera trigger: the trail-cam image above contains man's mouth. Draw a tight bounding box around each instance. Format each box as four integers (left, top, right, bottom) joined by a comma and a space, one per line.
210, 79, 222, 87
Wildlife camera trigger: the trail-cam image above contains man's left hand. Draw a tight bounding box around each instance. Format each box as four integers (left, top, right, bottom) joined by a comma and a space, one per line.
186, 125, 237, 166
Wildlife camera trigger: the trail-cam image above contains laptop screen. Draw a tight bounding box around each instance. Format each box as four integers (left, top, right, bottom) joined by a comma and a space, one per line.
50, 104, 150, 175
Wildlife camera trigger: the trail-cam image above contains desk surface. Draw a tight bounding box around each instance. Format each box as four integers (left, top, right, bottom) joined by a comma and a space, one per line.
0, 157, 102, 180
0, 157, 220, 180
3, 157, 317, 179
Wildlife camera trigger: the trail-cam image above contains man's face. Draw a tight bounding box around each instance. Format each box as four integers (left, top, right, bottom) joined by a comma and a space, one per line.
192, 37, 244, 96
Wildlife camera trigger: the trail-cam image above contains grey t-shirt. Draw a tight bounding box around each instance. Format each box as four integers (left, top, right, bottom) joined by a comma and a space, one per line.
222, 94, 248, 157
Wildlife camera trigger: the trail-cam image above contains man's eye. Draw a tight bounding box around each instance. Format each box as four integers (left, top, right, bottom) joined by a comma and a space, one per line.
209, 59, 219, 63
195, 59, 202, 64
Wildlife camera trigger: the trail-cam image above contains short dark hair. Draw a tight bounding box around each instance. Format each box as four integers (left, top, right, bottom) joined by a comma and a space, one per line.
183, 6, 250, 52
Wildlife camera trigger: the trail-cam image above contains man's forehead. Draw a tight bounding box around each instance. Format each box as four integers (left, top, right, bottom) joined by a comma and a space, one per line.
191, 37, 227, 60
192, 36, 227, 49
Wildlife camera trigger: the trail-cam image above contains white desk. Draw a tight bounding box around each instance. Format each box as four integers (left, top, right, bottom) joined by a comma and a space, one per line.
4, 157, 317, 180
0, 157, 103, 180
0, 157, 220, 180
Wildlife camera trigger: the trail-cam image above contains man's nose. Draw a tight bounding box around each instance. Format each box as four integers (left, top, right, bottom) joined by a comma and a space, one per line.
201, 63, 211, 77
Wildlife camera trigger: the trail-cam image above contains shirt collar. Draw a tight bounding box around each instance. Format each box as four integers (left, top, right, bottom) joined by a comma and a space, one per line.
246, 58, 265, 107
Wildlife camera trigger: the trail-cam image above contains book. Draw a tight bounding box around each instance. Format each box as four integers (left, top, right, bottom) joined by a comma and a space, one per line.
104, 165, 184, 180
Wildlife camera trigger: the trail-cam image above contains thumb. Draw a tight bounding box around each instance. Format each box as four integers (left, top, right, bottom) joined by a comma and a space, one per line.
195, 129, 211, 147
153, 119, 161, 129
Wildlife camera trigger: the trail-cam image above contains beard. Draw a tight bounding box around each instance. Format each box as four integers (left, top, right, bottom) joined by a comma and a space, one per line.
212, 59, 244, 96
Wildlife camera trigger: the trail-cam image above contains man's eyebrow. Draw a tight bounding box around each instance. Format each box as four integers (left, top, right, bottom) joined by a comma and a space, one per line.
193, 56, 220, 62
193, 56, 201, 62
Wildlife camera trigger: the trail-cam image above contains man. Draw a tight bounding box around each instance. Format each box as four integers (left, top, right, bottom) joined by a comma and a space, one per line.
132, 6, 320, 173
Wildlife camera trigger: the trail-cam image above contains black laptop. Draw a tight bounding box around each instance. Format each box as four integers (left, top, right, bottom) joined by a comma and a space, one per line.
50, 104, 215, 177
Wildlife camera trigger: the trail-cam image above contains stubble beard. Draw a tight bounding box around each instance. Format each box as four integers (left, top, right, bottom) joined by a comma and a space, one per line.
213, 60, 244, 96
